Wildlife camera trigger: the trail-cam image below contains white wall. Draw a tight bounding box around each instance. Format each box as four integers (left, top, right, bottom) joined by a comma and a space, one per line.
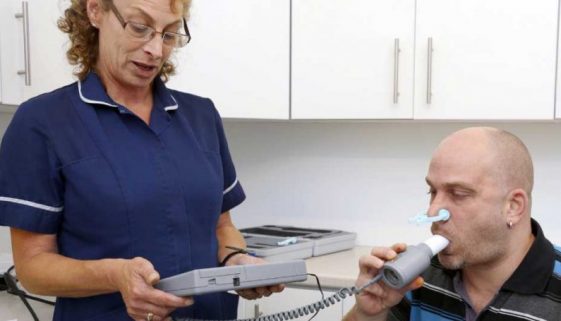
0, 110, 560, 253
223, 121, 561, 247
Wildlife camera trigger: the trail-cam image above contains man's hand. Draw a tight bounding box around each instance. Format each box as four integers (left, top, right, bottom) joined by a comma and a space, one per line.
226, 254, 285, 300
345, 243, 424, 321
115, 257, 193, 321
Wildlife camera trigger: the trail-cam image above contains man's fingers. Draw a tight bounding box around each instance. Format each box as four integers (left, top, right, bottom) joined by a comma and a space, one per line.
400, 276, 424, 294
358, 253, 385, 275
391, 243, 407, 254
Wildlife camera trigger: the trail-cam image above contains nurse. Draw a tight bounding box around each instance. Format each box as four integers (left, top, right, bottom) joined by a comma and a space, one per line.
0, 0, 281, 320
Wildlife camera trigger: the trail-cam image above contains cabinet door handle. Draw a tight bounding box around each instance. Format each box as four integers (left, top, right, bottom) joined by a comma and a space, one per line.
426, 37, 433, 104
393, 38, 400, 104
254, 304, 263, 318
15, 1, 31, 86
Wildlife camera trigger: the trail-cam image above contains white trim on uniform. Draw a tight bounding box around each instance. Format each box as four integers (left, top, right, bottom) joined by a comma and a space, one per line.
488, 307, 547, 321
78, 81, 118, 107
0, 197, 63, 213
164, 95, 179, 111
223, 179, 239, 195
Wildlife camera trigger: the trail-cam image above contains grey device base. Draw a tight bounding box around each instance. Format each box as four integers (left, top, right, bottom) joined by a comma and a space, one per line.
241, 225, 357, 261
155, 260, 307, 296
244, 235, 314, 262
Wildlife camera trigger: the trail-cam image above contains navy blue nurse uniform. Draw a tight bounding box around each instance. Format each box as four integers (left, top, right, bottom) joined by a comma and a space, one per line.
0, 72, 246, 321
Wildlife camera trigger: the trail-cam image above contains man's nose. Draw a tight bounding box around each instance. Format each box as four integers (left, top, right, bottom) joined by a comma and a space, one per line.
427, 195, 446, 218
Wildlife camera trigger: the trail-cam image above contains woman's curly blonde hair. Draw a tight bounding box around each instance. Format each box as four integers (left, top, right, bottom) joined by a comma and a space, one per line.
58, 0, 191, 82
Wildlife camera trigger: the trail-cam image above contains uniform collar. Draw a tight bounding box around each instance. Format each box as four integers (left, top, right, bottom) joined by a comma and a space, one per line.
502, 219, 555, 294
77, 72, 178, 113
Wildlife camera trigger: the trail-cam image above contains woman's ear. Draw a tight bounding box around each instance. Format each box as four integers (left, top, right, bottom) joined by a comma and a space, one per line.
86, 0, 103, 27
504, 188, 528, 227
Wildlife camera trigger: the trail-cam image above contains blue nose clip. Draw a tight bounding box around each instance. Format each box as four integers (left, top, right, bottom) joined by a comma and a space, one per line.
409, 209, 450, 225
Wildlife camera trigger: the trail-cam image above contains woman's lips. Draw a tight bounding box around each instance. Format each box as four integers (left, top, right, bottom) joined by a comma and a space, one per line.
133, 61, 157, 75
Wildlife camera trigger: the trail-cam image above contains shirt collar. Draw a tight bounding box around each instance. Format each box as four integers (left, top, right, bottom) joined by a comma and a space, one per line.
502, 219, 555, 294
77, 72, 178, 113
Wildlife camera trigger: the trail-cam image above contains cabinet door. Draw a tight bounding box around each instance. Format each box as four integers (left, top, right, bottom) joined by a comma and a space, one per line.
167, 0, 290, 119
0, 0, 26, 105
0, 0, 74, 106
414, 0, 557, 120
22, 0, 74, 100
239, 288, 342, 320
557, 17, 561, 119
291, 0, 415, 119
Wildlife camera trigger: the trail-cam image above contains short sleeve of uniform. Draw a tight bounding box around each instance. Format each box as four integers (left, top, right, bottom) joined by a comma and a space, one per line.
0, 102, 63, 233
209, 100, 246, 213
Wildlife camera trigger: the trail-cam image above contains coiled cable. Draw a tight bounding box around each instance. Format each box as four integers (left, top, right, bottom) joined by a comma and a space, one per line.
174, 273, 383, 321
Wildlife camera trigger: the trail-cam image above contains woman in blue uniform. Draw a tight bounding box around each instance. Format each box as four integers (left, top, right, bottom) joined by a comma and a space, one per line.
0, 0, 281, 320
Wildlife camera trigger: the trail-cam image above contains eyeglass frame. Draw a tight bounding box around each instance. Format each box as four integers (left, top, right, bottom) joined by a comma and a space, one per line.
107, 1, 191, 48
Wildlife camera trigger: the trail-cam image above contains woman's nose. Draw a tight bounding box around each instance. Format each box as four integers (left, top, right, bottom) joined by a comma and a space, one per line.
143, 35, 164, 59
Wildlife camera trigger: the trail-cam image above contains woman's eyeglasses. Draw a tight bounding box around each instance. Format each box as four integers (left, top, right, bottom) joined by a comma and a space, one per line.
108, 1, 191, 48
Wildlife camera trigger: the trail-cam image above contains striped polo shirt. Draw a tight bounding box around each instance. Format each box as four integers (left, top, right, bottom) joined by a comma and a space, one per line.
389, 219, 561, 321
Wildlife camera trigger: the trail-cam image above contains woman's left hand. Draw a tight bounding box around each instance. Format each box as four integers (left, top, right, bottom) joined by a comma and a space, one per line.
226, 254, 285, 300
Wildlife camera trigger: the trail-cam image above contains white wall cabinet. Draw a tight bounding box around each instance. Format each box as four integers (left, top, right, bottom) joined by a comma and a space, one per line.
0, 0, 26, 105
23, 0, 74, 101
0, 0, 73, 106
2, 0, 290, 118
414, 0, 557, 120
292, 0, 558, 120
238, 288, 346, 320
292, 0, 415, 120
167, 0, 290, 119
557, 0, 561, 120
1, 1, 558, 120
557, 77, 561, 118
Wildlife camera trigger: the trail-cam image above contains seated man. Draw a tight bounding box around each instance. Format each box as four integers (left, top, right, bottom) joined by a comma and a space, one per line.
344, 127, 561, 321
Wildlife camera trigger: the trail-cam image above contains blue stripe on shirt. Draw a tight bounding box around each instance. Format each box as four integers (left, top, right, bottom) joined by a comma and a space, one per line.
554, 245, 561, 276
554, 260, 561, 276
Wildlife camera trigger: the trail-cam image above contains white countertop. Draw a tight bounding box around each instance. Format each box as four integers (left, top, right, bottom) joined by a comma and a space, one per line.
295, 246, 372, 290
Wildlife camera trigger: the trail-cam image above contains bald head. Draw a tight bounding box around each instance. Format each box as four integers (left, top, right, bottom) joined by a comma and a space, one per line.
435, 127, 534, 198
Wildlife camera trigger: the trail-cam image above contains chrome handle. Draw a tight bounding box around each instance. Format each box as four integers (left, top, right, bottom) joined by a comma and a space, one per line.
254, 304, 263, 318
15, 1, 31, 86
393, 38, 400, 104
426, 37, 433, 104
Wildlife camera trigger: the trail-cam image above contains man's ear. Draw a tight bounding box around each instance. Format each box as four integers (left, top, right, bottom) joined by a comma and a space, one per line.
504, 188, 528, 226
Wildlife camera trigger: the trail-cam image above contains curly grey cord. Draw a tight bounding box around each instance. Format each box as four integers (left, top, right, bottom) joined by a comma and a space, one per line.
174, 273, 383, 321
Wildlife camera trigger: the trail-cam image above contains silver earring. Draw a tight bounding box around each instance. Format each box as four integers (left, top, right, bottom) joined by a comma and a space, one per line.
507, 221, 513, 229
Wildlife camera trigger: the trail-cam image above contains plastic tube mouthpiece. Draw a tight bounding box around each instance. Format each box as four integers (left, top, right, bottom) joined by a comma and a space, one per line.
381, 235, 450, 289
409, 209, 450, 225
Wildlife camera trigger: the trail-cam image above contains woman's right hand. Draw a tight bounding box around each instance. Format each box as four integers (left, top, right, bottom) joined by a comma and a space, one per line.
115, 257, 193, 321
349, 244, 424, 320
